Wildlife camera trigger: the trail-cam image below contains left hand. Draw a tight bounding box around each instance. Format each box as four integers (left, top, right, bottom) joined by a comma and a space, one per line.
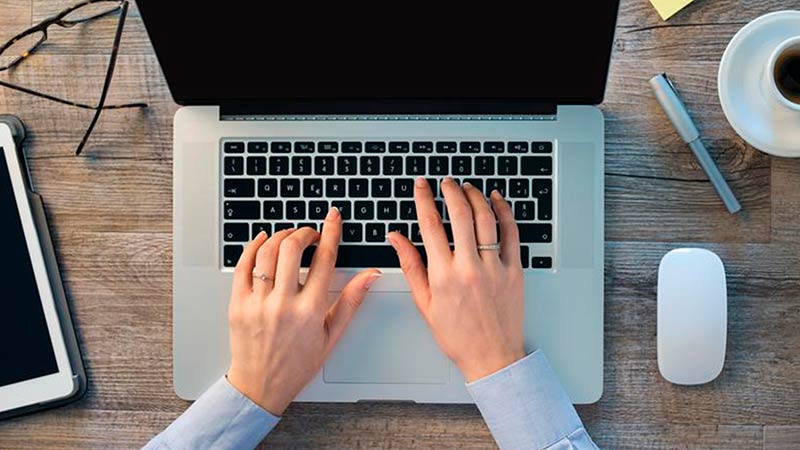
226, 207, 381, 416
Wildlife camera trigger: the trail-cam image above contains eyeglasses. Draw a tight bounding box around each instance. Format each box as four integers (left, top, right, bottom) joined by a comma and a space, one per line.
0, 0, 148, 155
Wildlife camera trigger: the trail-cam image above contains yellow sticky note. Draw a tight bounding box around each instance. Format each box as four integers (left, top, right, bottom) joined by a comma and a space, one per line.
649, 0, 694, 20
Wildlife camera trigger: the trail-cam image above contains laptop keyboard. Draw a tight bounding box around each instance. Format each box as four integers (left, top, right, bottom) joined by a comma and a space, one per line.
221, 140, 555, 270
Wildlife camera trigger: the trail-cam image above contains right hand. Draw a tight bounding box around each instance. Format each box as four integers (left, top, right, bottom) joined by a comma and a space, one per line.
387, 177, 526, 382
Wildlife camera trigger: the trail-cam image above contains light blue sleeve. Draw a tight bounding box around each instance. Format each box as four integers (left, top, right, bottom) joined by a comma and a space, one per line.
142, 377, 280, 450
466, 350, 600, 450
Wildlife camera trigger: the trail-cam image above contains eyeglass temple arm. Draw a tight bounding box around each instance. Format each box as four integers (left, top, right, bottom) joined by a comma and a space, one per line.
0, 78, 146, 110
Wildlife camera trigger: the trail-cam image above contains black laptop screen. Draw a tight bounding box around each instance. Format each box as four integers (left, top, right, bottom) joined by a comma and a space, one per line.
137, 2, 620, 111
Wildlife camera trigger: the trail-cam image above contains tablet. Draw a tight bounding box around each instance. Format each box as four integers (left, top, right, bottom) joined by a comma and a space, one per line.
0, 118, 86, 419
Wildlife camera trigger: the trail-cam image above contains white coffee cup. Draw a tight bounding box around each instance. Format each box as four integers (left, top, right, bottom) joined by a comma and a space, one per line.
763, 35, 800, 112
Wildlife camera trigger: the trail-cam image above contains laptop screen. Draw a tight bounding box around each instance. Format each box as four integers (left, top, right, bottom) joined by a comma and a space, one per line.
138, 2, 620, 111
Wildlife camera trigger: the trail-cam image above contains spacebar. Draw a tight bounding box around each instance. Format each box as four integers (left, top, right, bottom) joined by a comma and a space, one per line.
301, 245, 427, 268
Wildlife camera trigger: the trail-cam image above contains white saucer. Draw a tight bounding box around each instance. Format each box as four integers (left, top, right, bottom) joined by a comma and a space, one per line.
718, 11, 800, 158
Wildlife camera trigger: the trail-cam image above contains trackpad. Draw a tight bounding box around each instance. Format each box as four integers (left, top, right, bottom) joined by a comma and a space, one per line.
324, 292, 449, 384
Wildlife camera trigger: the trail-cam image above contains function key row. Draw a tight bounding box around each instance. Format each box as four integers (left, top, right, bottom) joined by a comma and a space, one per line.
224, 141, 553, 154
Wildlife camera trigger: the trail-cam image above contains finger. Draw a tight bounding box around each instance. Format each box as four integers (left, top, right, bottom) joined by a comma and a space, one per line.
387, 231, 431, 312
232, 231, 268, 298
324, 269, 382, 353
413, 176, 451, 264
304, 207, 342, 299
440, 177, 478, 258
274, 227, 321, 294
253, 228, 296, 298
463, 182, 499, 263
490, 190, 521, 267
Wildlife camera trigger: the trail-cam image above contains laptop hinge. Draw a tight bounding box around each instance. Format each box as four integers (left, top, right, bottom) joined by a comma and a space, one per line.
219, 100, 558, 121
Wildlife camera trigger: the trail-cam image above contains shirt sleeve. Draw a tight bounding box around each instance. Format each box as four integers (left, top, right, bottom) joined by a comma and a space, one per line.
142, 377, 280, 450
466, 350, 599, 450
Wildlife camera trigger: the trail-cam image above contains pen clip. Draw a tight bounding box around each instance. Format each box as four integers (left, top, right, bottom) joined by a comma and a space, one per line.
660, 73, 681, 97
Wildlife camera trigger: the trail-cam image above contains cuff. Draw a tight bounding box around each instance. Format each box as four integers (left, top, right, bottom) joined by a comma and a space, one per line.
150, 377, 280, 450
466, 350, 584, 450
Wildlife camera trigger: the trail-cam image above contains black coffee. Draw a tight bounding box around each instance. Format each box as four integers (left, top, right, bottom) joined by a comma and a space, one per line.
774, 48, 800, 104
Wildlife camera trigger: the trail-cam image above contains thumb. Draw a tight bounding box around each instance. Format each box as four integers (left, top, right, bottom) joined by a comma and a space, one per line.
386, 231, 431, 313
325, 269, 381, 352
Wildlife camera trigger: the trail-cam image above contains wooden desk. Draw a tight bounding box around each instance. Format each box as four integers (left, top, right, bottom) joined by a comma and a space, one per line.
0, 1, 798, 448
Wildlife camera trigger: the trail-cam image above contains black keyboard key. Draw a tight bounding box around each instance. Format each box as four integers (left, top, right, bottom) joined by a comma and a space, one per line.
442, 222, 454, 243
430, 156, 448, 175
314, 156, 334, 175
343, 223, 363, 242
365, 142, 386, 153
531, 257, 552, 269
274, 222, 294, 232
247, 156, 267, 175
337, 156, 357, 175
286, 201, 306, 219
224, 201, 259, 220
303, 179, 323, 197
498, 156, 517, 175
463, 178, 483, 192
224, 156, 244, 175
349, 179, 369, 197
299, 244, 426, 268
406, 157, 426, 175
326, 179, 346, 197
435, 200, 445, 217
412, 142, 433, 153
280, 179, 301, 197
532, 142, 553, 153
263, 201, 283, 219
252, 223, 271, 238
360, 156, 380, 175
224, 179, 255, 197
521, 156, 552, 175
484, 142, 504, 153
510, 179, 529, 198
354, 201, 374, 220
532, 179, 552, 220
372, 179, 391, 197
309, 201, 328, 219
331, 200, 352, 220
395, 178, 414, 198
342, 141, 362, 153
269, 156, 289, 175
400, 201, 417, 220
452, 156, 472, 176
223, 245, 244, 267
514, 201, 536, 220
319, 142, 339, 153
295, 142, 315, 153
486, 179, 506, 196
224, 223, 249, 242
247, 142, 268, 153
460, 142, 481, 153
365, 223, 386, 242
426, 178, 439, 197
475, 156, 494, 175
383, 156, 403, 175
272, 142, 291, 153
520, 245, 530, 269
411, 223, 423, 243
389, 142, 410, 153
436, 142, 457, 153
518, 224, 552, 243
297, 222, 317, 231
377, 201, 397, 220
292, 156, 312, 175
258, 179, 278, 197
387, 222, 408, 237
508, 142, 529, 153
224, 142, 244, 153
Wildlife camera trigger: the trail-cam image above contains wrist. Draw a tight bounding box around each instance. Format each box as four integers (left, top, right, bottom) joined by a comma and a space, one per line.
459, 348, 526, 382
226, 368, 290, 416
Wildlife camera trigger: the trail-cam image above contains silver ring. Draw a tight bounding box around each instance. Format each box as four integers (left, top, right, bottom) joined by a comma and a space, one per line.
252, 272, 273, 283
477, 243, 501, 251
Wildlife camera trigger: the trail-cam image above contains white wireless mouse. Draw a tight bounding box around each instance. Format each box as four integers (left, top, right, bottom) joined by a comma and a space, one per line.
657, 248, 727, 385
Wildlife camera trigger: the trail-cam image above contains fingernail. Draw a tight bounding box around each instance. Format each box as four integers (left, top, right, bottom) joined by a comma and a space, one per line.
491, 189, 501, 199
256, 230, 267, 239
326, 206, 340, 220
463, 181, 472, 189
364, 272, 382, 289
443, 176, 454, 184
415, 176, 427, 187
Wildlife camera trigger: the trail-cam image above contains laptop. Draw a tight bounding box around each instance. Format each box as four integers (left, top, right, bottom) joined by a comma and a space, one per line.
138, 2, 618, 404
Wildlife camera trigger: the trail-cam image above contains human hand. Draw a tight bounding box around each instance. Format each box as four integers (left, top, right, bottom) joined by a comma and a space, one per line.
226, 208, 381, 416
387, 177, 525, 382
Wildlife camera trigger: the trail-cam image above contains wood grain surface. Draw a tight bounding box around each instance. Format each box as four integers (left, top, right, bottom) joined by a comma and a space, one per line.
1, 0, 799, 449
